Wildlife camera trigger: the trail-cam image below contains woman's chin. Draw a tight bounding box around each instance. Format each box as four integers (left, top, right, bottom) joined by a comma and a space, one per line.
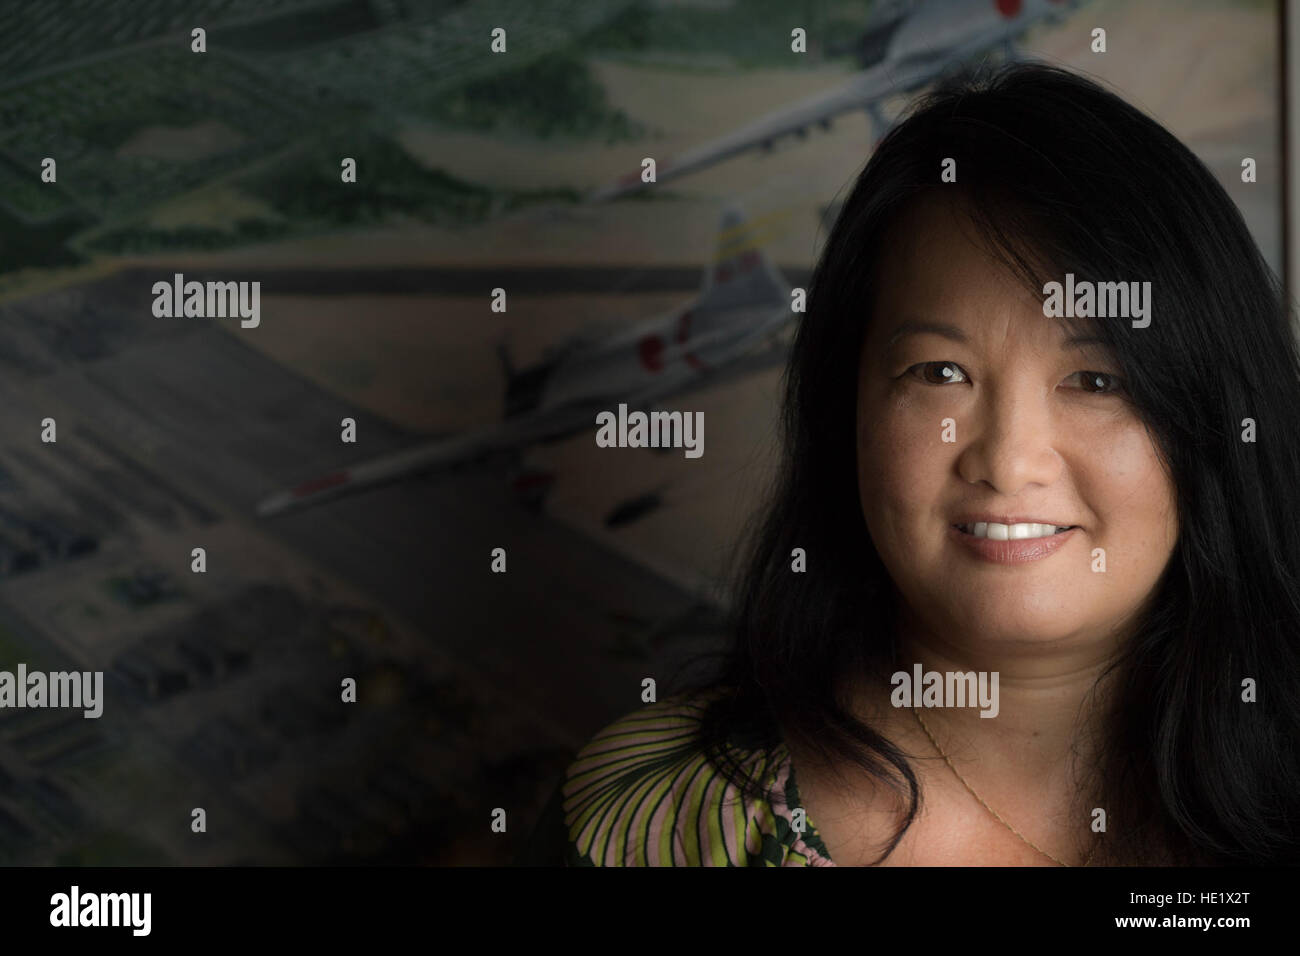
927, 608, 1087, 650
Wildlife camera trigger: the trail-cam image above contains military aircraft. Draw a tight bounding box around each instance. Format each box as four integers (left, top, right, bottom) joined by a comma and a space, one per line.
255, 204, 795, 517
587, 0, 1084, 204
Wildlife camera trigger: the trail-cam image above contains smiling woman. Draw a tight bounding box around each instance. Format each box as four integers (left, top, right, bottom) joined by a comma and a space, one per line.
546, 61, 1300, 867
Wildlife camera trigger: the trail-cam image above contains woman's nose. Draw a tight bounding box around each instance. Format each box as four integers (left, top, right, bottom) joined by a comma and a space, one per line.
955, 386, 1063, 494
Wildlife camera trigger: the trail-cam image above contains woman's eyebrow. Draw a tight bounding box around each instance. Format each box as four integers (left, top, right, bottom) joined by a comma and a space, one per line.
885, 320, 968, 348
1061, 333, 1108, 350
885, 321, 1110, 352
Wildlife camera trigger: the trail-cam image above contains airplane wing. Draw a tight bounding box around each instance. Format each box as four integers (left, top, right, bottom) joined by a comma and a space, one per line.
585, 0, 1089, 204
256, 421, 513, 517
587, 56, 937, 203
255, 322, 792, 518
255, 401, 585, 517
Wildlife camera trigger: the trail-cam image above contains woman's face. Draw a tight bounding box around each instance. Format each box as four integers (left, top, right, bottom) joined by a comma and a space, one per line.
856, 193, 1178, 655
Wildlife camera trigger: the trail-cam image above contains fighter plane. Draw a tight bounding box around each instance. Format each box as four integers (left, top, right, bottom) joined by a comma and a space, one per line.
255, 204, 795, 517
587, 0, 1084, 203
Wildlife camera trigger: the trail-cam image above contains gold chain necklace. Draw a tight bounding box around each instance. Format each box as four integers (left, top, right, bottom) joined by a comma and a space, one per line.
911, 705, 1098, 867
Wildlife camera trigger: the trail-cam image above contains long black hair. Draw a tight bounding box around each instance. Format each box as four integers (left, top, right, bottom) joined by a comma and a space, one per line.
671, 61, 1300, 866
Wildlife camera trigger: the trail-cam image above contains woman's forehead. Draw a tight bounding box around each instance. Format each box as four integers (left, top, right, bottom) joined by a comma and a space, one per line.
876, 191, 1024, 281
872, 198, 1035, 311
866, 194, 1105, 348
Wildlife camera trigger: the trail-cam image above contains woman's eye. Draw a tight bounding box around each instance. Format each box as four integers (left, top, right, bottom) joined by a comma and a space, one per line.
1066, 370, 1125, 394
907, 361, 968, 385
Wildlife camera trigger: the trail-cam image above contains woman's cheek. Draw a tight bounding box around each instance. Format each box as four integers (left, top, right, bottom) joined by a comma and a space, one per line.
859, 393, 946, 511
1061, 409, 1155, 484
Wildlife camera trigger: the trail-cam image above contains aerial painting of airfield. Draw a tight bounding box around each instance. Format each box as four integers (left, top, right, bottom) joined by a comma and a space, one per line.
0, 0, 1280, 865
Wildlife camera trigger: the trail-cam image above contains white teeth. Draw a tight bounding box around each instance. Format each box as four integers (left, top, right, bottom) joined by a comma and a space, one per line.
959, 522, 1069, 539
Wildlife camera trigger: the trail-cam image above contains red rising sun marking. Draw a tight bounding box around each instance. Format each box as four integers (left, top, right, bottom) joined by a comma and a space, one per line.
512, 470, 555, 492
995, 0, 1022, 16
294, 471, 350, 497
675, 310, 706, 371
638, 334, 664, 372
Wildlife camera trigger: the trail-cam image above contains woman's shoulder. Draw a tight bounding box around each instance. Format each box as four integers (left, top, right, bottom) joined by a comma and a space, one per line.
560, 691, 834, 866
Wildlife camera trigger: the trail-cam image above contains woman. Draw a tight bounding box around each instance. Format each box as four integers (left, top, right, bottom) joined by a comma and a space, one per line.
554, 62, 1300, 866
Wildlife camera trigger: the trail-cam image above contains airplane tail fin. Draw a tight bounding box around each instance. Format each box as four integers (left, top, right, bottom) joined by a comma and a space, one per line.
496, 330, 549, 420
698, 204, 790, 311
495, 337, 516, 385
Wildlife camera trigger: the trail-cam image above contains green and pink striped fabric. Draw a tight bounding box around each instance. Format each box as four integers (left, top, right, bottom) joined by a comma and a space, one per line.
562, 694, 835, 866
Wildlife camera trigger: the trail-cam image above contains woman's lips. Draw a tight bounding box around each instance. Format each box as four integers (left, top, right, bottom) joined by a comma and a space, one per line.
949, 523, 1077, 564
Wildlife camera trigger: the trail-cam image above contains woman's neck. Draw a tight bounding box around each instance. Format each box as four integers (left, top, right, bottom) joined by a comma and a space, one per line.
842, 613, 1126, 829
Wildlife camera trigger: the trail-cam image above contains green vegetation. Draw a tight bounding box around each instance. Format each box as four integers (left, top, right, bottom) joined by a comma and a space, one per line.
0, 204, 91, 272
55, 830, 172, 866
84, 132, 582, 255
580, 0, 874, 69
247, 134, 497, 225
426, 48, 648, 144
0, 620, 51, 670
